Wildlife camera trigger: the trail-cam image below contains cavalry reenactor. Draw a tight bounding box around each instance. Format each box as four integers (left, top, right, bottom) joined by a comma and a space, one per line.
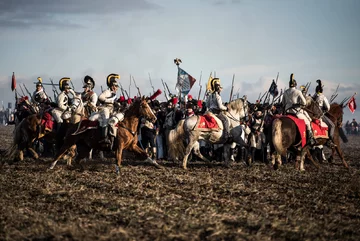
206, 78, 231, 141
32, 77, 50, 109
312, 79, 336, 148
282, 73, 315, 145
51, 77, 74, 132
81, 75, 98, 115
90, 73, 122, 146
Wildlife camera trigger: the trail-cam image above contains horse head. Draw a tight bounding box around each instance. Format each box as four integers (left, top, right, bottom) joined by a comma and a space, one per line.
127, 96, 157, 123
227, 96, 249, 121
329, 103, 344, 126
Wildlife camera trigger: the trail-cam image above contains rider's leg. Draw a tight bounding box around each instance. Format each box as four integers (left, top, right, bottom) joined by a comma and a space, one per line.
297, 111, 315, 146
323, 115, 336, 148
99, 108, 111, 144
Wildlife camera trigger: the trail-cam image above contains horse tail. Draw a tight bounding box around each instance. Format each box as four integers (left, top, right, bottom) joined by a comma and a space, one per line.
167, 120, 186, 162
272, 118, 287, 156
338, 127, 348, 143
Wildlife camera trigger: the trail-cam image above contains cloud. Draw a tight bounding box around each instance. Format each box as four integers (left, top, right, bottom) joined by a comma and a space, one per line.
0, 0, 159, 29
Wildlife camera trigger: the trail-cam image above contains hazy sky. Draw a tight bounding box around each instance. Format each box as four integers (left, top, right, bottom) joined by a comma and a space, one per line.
0, 0, 359, 120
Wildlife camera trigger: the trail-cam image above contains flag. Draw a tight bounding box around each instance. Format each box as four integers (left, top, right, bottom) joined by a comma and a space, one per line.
268, 79, 278, 97
11, 72, 16, 91
348, 96, 356, 113
176, 67, 196, 95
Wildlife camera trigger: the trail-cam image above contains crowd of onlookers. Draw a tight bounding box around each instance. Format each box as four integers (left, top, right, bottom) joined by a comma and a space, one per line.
344, 118, 359, 135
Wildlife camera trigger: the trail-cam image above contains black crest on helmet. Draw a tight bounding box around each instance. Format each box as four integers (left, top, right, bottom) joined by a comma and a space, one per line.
315, 79, 323, 93
289, 73, 297, 87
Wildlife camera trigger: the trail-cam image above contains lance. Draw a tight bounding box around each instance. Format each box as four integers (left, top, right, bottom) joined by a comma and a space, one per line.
197, 71, 202, 100
257, 92, 262, 101
129, 74, 131, 98
229, 74, 235, 102
119, 82, 129, 99
101, 85, 104, 92
164, 82, 172, 98
342, 92, 357, 107
330, 84, 340, 103
132, 76, 141, 97
49, 78, 59, 98
161, 79, 169, 101
148, 73, 155, 93
259, 91, 268, 103
23, 84, 35, 103
18, 84, 26, 97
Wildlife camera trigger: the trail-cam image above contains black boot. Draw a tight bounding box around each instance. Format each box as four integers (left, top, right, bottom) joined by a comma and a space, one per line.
306, 130, 316, 146
99, 126, 111, 145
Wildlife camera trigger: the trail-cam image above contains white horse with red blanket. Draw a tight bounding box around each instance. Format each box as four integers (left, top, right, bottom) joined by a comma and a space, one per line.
168, 97, 249, 169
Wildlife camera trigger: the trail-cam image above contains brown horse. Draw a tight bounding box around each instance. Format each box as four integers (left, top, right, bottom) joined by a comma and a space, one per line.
271, 97, 348, 171
49, 97, 159, 174
5, 114, 42, 162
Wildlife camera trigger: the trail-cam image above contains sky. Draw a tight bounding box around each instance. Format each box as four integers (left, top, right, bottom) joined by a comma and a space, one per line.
0, 0, 359, 121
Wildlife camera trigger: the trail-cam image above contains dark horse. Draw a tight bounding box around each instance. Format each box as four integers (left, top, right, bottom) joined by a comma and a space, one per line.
270, 97, 348, 171
49, 97, 159, 174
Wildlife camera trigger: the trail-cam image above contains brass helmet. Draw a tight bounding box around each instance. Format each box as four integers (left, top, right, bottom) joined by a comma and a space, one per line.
59, 77, 71, 91
210, 78, 222, 92
106, 73, 120, 88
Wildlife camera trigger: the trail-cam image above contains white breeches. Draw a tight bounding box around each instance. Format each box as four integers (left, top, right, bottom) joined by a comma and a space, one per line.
89, 108, 111, 127
295, 111, 312, 131
51, 109, 63, 123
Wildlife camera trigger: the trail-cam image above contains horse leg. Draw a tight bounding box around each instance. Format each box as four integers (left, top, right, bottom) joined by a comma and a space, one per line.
223, 144, 231, 167
62, 145, 77, 166
115, 146, 123, 175
305, 148, 320, 169
334, 145, 349, 168
27, 147, 39, 160
192, 141, 210, 162
129, 144, 161, 169
182, 135, 198, 170
18, 150, 24, 161
49, 143, 76, 169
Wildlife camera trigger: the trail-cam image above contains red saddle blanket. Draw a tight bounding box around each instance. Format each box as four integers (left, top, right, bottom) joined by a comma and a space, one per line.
197, 114, 219, 130
72, 119, 98, 135
281, 115, 328, 147
41, 112, 54, 131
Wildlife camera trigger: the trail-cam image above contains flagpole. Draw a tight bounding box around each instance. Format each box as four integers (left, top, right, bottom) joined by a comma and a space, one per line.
174, 58, 183, 109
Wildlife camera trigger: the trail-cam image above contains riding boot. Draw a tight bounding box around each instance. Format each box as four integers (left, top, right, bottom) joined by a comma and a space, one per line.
325, 139, 336, 148
56, 123, 62, 133
152, 147, 157, 160
306, 130, 316, 146
99, 126, 111, 145
230, 147, 236, 162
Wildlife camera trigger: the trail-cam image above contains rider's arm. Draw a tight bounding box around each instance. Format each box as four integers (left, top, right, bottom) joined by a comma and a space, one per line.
215, 93, 227, 111
298, 90, 307, 106
323, 96, 330, 112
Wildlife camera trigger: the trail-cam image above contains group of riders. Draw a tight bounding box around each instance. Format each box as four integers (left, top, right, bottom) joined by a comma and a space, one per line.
14, 72, 338, 164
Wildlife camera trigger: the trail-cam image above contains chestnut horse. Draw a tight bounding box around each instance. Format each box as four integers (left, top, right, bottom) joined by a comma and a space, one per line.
49, 97, 159, 174
271, 97, 348, 171
4, 114, 42, 162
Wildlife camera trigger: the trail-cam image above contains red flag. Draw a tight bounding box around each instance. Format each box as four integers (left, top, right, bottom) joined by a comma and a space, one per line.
348, 96, 356, 113
11, 72, 16, 91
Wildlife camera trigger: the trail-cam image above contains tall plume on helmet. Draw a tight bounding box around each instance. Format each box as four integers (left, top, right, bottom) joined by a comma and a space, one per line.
316, 79, 323, 93
150, 89, 162, 100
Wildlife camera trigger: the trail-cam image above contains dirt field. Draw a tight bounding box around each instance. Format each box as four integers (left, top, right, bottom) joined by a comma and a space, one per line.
0, 125, 359, 241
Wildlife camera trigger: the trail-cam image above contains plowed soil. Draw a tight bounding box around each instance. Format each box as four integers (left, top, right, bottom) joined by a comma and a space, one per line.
0, 125, 359, 241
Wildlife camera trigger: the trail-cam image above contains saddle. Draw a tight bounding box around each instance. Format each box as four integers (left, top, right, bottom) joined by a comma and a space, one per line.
71, 119, 99, 135
197, 113, 220, 131
280, 115, 328, 147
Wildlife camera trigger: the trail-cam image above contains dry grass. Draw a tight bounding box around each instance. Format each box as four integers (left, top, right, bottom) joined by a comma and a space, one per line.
0, 125, 359, 240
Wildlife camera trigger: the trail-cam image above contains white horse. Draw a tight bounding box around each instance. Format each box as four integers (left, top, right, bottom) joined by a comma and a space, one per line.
168, 97, 249, 169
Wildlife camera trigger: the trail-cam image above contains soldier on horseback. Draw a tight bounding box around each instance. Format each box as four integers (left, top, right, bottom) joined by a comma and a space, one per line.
90, 73, 122, 147
32, 77, 49, 106
313, 79, 336, 148
81, 75, 98, 115
282, 73, 315, 146
207, 78, 231, 141
51, 77, 74, 132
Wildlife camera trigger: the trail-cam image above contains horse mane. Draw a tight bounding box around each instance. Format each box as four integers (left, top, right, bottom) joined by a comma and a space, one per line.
228, 98, 245, 114
123, 99, 141, 118
330, 102, 343, 116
